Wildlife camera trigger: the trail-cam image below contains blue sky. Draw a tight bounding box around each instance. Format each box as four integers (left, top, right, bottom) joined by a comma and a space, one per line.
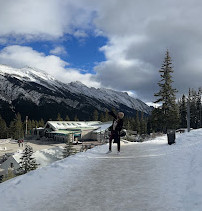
0, 0, 202, 102
0, 34, 107, 73
29, 35, 108, 72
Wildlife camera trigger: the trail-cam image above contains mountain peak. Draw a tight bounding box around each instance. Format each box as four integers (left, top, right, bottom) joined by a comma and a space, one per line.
69, 81, 85, 86
0, 64, 152, 124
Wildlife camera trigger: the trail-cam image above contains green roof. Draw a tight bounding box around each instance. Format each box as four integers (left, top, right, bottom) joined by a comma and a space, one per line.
50, 130, 81, 136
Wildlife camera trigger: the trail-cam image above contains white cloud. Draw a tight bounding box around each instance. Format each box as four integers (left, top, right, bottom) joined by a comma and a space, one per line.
73, 30, 88, 38
90, 0, 202, 100
146, 102, 161, 108
0, 45, 100, 88
50, 46, 67, 56
123, 91, 137, 99
0, 0, 94, 40
2, 1, 202, 102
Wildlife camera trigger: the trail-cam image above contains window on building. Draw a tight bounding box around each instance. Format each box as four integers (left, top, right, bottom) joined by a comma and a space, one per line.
10, 163, 14, 168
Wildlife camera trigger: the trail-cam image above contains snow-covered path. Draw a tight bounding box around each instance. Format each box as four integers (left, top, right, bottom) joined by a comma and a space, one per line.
0, 130, 202, 211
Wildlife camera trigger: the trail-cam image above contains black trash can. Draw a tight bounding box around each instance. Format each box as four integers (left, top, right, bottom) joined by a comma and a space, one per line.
167, 129, 176, 145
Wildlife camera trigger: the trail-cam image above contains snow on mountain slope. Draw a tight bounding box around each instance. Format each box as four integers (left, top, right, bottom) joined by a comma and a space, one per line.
67, 81, 151, 113
0, 130, 202, 210
0, 64, 152, 114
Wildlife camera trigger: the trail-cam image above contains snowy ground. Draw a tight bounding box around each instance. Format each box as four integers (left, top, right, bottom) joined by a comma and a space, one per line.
11, 146, 64, 168
0, 139, 66, 158
0, 130, 202, 211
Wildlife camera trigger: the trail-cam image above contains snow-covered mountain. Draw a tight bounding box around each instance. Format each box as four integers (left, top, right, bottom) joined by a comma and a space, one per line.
0, 64, 152, 122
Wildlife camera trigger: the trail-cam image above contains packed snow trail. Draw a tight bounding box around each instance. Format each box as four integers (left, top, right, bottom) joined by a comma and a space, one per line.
0, 130, 202, 211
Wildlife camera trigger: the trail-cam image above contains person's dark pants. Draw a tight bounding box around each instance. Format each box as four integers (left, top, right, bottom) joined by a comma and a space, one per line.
109, 131, 120, 152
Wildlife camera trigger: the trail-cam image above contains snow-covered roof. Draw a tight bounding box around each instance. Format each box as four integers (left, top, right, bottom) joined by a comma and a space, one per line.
50, 130, 81, 135
45, 121, 102, 131
12, 151, 23, 163
93, 121, 112, 133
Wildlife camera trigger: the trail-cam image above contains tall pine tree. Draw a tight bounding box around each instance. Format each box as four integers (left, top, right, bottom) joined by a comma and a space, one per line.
63, 135, 77, 158
93, 110, 99, 121
154, 50, 179, 132
0, 115, 7, 138
179, 94, 187, 128
57, 113, 63, 121
18, 145, 38, 174
9, 113, 24, 139
65, 115, 70, 121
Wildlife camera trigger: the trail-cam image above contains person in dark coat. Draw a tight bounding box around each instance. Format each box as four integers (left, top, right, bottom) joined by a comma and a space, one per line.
107, 110, 124, 154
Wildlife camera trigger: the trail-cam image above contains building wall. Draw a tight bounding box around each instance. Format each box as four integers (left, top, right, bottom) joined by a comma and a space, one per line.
81, 129, 95, 140
0, 156, 20, 175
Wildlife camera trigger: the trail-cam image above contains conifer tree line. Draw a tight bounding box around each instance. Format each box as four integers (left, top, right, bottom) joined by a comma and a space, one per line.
178, 88, 202, 129
149, 50, 202, 133
0, 113, 45, 139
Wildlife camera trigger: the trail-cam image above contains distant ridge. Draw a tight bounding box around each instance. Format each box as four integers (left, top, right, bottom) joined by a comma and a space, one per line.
0, 64, 152, 123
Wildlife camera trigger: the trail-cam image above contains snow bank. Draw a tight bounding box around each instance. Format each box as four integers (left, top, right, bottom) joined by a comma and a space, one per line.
0, 130, 202, 210
0, 145, 108, 211
33, 146, 63, 167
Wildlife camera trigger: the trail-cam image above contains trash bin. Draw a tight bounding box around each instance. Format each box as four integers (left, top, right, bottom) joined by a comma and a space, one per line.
167, 129, 176, 145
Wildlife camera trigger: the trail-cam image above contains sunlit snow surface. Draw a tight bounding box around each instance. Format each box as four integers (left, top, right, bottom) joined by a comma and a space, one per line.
0, 130, 202, 211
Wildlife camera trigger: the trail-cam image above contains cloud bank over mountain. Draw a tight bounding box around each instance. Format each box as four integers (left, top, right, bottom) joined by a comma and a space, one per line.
1, 0, 202, 101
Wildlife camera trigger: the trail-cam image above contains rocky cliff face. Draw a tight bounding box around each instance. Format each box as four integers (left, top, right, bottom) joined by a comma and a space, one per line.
0, 64, 152, 123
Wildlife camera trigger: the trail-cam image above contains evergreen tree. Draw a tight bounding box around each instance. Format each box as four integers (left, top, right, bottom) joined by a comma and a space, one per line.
34, 120, 39, 128
196, 90, 201, 128
104, 110, 109, 122
9, 113, 24, 139
134, 112, 140, 133
93, 110, 99, 121
154, 50, 179, 132
189, 89, 198, 129
199, 87, 202, 128
100, 113, 105, 122
108, 108, 117, 121
140, 112, 147, 134
57, 113, 63, 121
126, 119, 131, 130
18, 145, 38, 174
179, 94, 187, 128
0, 115, 7, 138
63, 135, 77, 158
65, 115, 70, 121
124, 117, 131, 130
74, 115, 79, 121
187, 88, 202, 129
150, 108, 164, 132
27, 120, 33, 135
38, 118, 45, 127
8, 121, 15, 138
31, 120, 36, 129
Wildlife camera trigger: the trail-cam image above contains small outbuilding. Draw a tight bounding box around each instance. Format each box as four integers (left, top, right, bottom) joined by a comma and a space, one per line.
0, 152, 22, 177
